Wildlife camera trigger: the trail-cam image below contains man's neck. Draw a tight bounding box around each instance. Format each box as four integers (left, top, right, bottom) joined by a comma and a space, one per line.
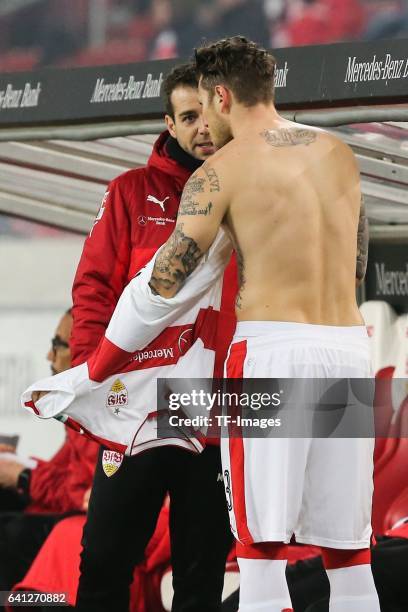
166, 136, 203, 172
230, 104, 285, 139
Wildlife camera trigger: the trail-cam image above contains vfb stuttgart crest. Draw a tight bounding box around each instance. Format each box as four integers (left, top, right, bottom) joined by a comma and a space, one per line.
102, 450, 123, 477
106, 378, 128, 414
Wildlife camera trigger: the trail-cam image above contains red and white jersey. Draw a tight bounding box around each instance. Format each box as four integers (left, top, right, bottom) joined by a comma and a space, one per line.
22, 231, 232, 456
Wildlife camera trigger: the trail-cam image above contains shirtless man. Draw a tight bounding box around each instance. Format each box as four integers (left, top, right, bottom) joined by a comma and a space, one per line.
149, 37, 380, 612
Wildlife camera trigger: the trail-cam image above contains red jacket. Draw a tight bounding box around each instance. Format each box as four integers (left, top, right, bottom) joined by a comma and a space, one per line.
27, 427, 98, 514
71, 132, 237, 377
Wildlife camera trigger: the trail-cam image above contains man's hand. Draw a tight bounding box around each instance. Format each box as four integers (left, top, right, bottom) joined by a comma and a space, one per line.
31, 391, 49, 403
0, 458, 24, 489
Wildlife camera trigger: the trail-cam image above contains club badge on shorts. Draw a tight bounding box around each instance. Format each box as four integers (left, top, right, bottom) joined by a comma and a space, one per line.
102, 450, 123, 477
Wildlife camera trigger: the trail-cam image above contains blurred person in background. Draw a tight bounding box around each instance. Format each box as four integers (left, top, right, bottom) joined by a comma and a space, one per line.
173, 0, 219, 57
214, 0, 271, 47
0, 310, 98, 603
275, 0, 365, 47
148, 0, 178, 59
363, 0, 408, 40
176, 0, 272, 58
150, 0, 271, 61
4, 0, 401, 68
72, 62, 234, 612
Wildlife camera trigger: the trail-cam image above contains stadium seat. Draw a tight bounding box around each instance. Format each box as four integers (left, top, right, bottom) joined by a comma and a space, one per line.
391, 313, 408, 410
373, 366, 395, 464
360, 301, 399, 375
127, 16, 155, 41
8, 506, 171, 612
360, 301, 400, 467
0, 48, 41, 72
71, 39, 146, 67
372, 398, 408, 534
384, 487, 408, 533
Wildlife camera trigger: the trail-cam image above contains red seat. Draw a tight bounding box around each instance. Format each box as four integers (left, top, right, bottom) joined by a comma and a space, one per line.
71, 39, 146, 67
384, 487, 408, 533
9, 506, 170, 612
372, 398, 408, 535
0, 48, 40, 72
373, 366, 395, 465
127, 16, 155, 40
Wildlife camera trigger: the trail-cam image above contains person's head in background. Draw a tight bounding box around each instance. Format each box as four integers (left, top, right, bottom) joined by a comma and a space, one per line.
164, 62, 216, 160
46, 309, 72, 375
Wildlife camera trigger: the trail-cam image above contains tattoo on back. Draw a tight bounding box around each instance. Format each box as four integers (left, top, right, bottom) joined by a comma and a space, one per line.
356, 196, 369, 283
261, 128, 317, 148
149, 225, 203, 296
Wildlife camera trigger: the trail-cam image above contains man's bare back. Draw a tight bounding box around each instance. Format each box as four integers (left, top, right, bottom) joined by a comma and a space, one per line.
217, 120, 366, 325
150, 120, 368, 328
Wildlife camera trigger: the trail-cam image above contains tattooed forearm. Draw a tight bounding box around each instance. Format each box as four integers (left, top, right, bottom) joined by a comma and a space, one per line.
203, 165, 221, 192
356, 196, 369, 284
235, 243, 246, 310
261, 128, 317, 147
149, 226, 203, 297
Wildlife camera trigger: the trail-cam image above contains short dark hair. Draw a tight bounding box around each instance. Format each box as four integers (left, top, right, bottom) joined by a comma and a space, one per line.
195, 36, 276, 107
163, 62, 198, 118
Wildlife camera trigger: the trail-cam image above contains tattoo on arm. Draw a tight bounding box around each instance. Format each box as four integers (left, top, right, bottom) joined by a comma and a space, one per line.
149, 165, 223, 296
203, 165, 221, 192
261, 128, 317, 147
356, 196, 369, 284
235, 243, 246, 310
178, 166, 220, 217
149, 225, 203, 297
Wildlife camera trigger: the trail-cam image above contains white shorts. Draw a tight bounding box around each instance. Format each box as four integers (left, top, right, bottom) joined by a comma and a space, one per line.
221, 321, 375, 549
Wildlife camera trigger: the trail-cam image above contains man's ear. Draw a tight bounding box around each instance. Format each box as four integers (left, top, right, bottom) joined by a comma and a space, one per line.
214, 85, 231, 114
165, 114, 177, 139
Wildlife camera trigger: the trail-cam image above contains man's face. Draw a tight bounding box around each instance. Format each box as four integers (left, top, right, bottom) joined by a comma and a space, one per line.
198, 82, 233, 149
165, 86, 216, 160
46, 312, 72, 375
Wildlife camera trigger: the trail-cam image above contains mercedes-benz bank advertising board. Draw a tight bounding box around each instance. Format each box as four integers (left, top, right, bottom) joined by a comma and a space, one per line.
1, 39, 408, 127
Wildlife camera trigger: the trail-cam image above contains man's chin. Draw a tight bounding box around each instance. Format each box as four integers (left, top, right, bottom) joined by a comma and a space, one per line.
194, 145, 216, 159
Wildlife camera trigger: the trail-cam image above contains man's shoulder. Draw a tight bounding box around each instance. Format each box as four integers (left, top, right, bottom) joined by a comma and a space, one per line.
199, 141, 237, 176
302, 125, 352, 154
110, 166, 149, 189
111, 163, 175, 190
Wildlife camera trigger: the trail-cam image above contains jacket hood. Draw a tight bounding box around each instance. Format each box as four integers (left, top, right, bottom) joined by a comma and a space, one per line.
147, 131, 191, 186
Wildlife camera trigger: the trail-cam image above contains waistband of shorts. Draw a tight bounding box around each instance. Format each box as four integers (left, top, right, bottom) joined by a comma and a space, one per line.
233, 321, 369, 348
